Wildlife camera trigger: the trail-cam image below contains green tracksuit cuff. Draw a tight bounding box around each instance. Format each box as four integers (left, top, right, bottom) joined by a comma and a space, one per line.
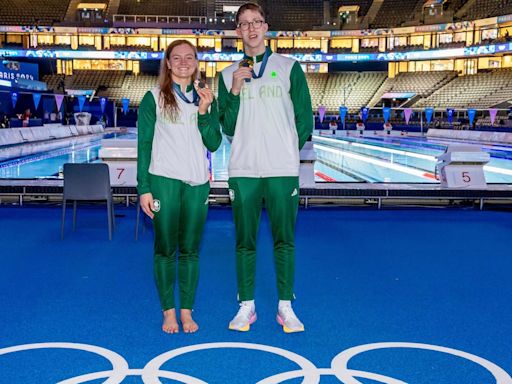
138, 185, 150, 195
228, 91, 240, 104
197, 111, 211, 129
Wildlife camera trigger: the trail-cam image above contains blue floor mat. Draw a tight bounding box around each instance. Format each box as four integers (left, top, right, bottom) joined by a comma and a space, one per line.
1, 205, 511, 383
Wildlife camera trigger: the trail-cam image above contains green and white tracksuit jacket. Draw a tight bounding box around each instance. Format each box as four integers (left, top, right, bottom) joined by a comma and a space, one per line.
218, 47, 313, 301
138, 85, 221, 310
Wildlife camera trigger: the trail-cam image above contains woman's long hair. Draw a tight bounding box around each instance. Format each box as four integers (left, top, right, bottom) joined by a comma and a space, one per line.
158, 39, 199, 120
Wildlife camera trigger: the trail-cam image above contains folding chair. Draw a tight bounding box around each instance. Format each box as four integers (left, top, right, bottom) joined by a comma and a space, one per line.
135, 196, 150, 241
61, 163, 115, 240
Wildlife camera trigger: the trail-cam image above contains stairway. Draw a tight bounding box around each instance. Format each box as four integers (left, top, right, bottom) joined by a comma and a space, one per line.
106, 0, 120, 19
63, 0, 82, 22
455, 0, 476, 19
361, 0, 384, 28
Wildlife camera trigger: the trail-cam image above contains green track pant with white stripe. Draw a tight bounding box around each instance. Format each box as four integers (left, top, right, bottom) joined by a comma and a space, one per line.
150, 174, 210, 311
228, 176, 299, 302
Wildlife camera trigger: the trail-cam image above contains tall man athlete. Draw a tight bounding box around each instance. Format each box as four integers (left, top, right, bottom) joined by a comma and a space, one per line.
218, 2, 313, 333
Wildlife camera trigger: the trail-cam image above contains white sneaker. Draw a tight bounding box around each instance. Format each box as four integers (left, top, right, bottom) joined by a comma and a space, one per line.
277, 305, 304, 333
228, 302, 257, 332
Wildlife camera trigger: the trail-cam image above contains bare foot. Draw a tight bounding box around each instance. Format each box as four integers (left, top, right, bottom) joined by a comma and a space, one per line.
162, 309, 179, 334
180, 309, 199, 333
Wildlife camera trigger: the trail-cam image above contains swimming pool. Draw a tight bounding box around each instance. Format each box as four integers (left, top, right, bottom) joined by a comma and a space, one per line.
313, 135, 512, 183
2, 131, 512, 184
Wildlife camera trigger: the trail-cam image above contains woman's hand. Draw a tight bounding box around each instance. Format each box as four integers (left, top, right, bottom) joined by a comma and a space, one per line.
196, 82, 215, 114
139, 192, 155, 219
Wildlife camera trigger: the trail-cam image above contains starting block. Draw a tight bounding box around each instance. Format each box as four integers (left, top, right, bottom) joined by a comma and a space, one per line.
98, 138, 137, 186
299, 141, 317, 187
436, 144, 490, 188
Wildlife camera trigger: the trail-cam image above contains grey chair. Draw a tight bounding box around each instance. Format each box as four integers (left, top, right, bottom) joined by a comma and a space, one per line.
135, 196, 150, 241
61, 163, 115, 240
135, 197, 141, 240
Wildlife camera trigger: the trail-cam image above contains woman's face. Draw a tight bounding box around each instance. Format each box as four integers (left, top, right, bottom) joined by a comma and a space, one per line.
167, 43, 197, 82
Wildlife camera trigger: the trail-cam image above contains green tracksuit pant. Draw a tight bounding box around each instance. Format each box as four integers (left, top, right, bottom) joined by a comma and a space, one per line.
228, 176, 300, 301
150, 174, 210, 311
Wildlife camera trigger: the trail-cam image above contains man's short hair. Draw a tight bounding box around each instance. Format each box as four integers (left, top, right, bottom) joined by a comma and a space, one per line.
235, 2, 265, 24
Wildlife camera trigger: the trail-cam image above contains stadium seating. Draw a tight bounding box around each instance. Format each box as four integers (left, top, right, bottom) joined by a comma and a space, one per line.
41, 66, 512, 112
305, 73, 329, 111
24, 0, 512, 115
328, 47, 353, 54
43, 69, 386, 114
35, 43, 73, 50
391, 71, 457, 96
42, 74, 64, 92
372, 71, 457, 106
390, 44, 424, 52
331, 0, 373, 20
369, 71, 457, 107
0, 0, 71, 25
438, 42, 466, 49
459, 0, 511, 21
448, 0, 468, 11
97, 74, 158, 106
108, 44, 154, 52
319, 72, 387, 113
371, 0, 424, 28
265, 0, 325, 31
43, 71, 126, 92
415, 69, 512, 108
367, 77, 394, 107
5, 0, 512, 30
117, 0, 207, 16
69, 70, 125, 89
276, 48, 322, 54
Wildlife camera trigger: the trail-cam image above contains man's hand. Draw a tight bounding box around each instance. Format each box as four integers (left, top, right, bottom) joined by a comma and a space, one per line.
230, 67, 252, 95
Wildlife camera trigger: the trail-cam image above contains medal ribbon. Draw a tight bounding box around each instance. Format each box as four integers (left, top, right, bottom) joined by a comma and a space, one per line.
173, 83, 199, 105
250, 48, 271, 79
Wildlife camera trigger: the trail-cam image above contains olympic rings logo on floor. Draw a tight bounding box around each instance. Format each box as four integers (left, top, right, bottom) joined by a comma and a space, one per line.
1, 341, 511, 383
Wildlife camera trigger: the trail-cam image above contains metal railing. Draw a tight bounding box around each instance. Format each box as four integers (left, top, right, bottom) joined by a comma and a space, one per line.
113, 14, 207, 24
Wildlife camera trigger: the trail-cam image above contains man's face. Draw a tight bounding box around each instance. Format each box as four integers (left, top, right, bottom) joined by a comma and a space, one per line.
236, 9, 268, 52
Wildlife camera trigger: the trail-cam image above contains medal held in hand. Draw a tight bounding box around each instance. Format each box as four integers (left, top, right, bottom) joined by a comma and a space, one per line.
197, 70, 206, 89
239, 58, 254, 82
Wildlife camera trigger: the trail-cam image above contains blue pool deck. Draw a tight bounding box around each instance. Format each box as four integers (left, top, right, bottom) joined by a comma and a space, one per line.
1, 205, 512, 383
